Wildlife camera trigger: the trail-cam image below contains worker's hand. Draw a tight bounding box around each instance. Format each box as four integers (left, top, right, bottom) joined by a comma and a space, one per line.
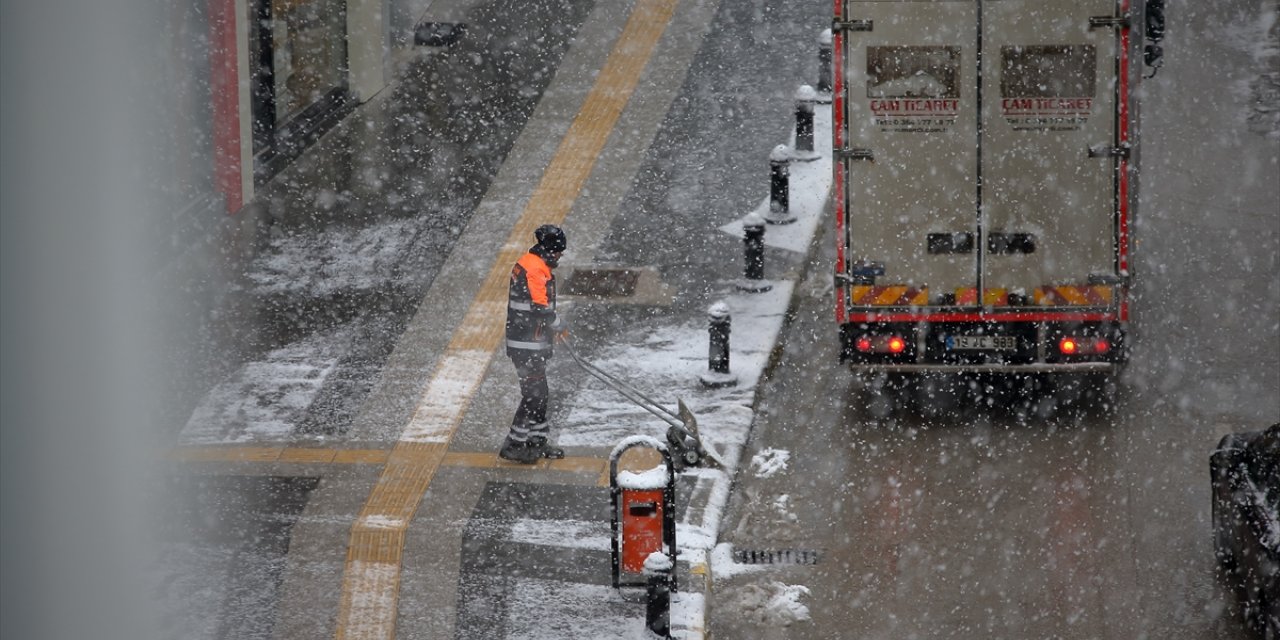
555, 329, 570, 344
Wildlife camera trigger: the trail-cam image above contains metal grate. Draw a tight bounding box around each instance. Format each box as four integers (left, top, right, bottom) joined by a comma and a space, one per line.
562, 268, 640, 298
732, 548, 821, 566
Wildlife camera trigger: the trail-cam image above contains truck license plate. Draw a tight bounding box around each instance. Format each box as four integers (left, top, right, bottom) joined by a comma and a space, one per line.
947, 335, 1017, 351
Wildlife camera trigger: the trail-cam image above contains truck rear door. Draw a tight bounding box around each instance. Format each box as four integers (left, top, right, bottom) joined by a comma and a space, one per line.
841, 0, 1123, 309
841, 0, 978, 307
980, 0, 1119, 304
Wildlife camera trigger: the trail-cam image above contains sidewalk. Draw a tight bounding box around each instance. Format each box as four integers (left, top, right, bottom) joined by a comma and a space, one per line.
343, 90, 830, 639
547, 105, 833, 637
165, 0, 834, 637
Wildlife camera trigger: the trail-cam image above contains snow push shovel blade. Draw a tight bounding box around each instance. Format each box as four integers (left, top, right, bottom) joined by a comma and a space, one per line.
563, 337, 723, 471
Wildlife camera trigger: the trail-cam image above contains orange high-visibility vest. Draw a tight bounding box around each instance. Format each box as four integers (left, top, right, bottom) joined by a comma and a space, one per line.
506, 251, 557, 354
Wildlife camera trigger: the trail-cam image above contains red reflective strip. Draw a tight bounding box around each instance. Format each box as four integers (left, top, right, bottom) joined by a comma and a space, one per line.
1117, 0, 1131, 304
209, 0, 242, 214
832, 16, 846, 325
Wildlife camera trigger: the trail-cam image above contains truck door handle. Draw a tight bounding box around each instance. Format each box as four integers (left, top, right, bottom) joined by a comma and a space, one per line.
1088, 144, 1131, 159
837, 148, 874, 161
928, 232, 975, 254
988, 232, 1036, 254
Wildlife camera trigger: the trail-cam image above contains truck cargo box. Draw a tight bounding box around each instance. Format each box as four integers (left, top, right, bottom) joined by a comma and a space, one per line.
833, 0, 1151, 374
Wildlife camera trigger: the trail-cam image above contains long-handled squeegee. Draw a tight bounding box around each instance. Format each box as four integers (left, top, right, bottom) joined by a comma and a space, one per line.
563, 337, 724, 470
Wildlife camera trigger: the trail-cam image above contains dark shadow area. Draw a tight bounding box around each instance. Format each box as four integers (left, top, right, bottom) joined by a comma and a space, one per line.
150, 475, 320, 640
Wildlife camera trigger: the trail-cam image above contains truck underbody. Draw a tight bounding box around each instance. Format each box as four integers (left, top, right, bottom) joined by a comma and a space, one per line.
840, 315, 1127, 373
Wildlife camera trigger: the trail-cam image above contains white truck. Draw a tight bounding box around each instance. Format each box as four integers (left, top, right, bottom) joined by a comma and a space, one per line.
832, 0, 1164, 394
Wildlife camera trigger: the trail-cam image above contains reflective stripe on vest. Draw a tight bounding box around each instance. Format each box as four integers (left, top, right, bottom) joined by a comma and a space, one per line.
506, 338, 552, 351
508, 301, 534, 311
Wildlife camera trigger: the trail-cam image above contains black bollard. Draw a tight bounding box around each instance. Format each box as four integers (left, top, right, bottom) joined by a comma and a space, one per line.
794, 85, 817, 156
708, 302, 731, 374
817, 29, 833, 95
767, 145, 795, 224
700, 302, 740, 386
736, 213, 772, 294
743, 214, 765, 281
643, 552, 673, 639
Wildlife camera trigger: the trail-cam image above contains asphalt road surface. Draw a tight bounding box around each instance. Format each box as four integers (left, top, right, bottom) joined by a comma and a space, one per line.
708, 0, 1280, 637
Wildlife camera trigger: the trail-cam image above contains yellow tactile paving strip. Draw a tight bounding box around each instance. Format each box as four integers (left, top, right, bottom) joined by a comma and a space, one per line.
333, 0, 680, 637
172, 445, 604, 474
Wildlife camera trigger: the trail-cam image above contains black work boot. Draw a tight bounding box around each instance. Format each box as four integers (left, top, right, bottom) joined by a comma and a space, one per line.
527, 438, 565, 460
498, 439, 539, 464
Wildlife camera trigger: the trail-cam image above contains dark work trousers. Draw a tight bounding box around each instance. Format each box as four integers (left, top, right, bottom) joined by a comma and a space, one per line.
508, 351, 550, 444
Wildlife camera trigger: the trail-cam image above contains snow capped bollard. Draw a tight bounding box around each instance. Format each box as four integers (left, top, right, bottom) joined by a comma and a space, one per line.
794, 85, 818, 158
643, 551, 673, 639
817, 29, 834, 98
699, 302, 738, 388
766, 144, 795, 225
736, 213, 772, 293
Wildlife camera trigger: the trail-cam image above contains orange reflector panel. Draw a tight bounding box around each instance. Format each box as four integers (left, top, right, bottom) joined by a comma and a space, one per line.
850, 285, 929, 306
1034, 285, 1115, 306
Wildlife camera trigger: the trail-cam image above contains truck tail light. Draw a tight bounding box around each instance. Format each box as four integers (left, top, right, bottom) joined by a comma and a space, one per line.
887, 336, 906, 354
1059, 337, 1079, 355
854, 334, 909, 354
1058, 336, 1111, 355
